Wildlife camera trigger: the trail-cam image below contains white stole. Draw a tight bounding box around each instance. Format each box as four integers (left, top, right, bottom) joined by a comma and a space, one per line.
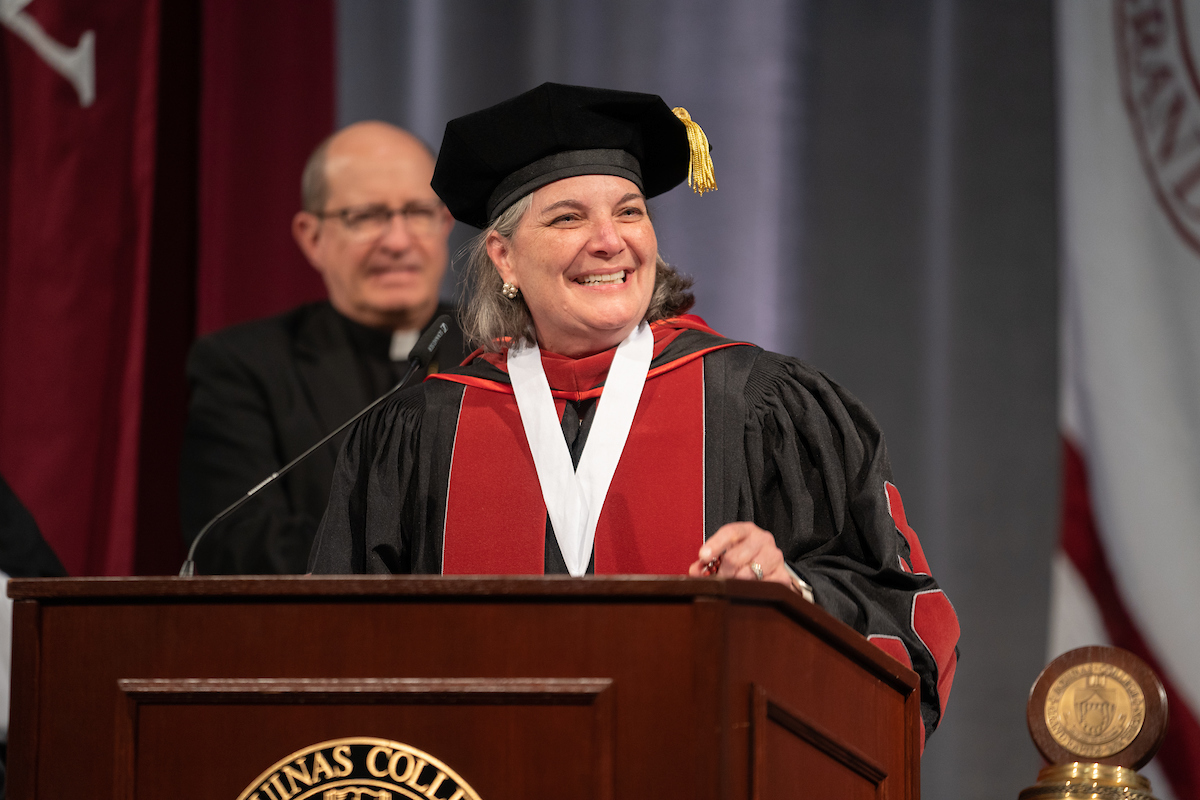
507, 323, 654, 576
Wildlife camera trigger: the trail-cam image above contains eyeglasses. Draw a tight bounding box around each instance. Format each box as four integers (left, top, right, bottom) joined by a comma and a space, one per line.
316, 201, 445, 240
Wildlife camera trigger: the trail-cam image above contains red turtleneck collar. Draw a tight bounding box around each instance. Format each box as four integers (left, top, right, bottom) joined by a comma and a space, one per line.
431, 315, 740, 401
479, 316, 720, 385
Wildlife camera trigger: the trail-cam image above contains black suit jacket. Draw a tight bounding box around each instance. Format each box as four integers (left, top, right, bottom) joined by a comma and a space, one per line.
0, 472, 67, 578
179, 301, 466, 574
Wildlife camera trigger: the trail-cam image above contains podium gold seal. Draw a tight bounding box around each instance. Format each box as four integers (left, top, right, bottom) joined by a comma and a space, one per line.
236, 737, 483, 800
1043, 661, 1145, 759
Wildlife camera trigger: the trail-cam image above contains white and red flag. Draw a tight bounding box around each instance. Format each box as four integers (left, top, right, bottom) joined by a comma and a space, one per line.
1054, 2, 1200, 797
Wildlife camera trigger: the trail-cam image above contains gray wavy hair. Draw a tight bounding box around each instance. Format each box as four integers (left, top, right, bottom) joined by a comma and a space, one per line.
460, 194, 696, 352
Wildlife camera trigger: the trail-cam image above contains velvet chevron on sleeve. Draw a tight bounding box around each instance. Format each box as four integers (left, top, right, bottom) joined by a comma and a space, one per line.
730, 347, 959, 741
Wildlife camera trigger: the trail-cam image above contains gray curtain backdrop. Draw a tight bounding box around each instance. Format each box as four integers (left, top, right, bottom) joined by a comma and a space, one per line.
337, 2, 1059, 797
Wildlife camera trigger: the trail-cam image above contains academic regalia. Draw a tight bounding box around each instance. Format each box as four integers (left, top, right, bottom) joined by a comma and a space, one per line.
308, 316, 959, 740
310, 80, 959, 742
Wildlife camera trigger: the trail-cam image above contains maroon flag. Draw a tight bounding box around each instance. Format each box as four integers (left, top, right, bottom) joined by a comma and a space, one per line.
0, 0, 160, 575
1, 0, 335, 575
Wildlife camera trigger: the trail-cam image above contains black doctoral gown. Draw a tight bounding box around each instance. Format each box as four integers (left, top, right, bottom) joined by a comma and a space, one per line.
309, 317, 959, 740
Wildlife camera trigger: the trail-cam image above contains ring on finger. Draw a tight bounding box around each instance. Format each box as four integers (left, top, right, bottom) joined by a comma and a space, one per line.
749, 561, 765, 581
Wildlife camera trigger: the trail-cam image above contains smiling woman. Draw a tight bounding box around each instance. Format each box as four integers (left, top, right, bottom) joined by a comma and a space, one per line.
309, 83, 961, 744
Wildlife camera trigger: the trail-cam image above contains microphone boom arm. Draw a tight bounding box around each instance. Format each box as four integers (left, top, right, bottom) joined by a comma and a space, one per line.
179, 315, 452, 577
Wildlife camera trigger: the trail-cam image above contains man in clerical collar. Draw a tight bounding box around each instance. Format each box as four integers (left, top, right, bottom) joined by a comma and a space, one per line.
179, 121, 466, 575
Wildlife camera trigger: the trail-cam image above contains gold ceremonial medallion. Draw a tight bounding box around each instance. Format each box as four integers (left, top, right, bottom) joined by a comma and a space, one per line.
1022, 647, 1168, 799
236, 737, 483, 800
1043, 661, 1145, 759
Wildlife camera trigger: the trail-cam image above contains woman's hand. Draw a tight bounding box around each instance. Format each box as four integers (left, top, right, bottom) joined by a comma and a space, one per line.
687, 522, 792, 588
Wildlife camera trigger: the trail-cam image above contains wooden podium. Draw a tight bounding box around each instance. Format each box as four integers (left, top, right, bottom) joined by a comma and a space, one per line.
7, 576, 920, 799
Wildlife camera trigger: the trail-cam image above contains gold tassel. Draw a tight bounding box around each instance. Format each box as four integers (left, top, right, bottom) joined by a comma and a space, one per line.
672, 107, 717, 194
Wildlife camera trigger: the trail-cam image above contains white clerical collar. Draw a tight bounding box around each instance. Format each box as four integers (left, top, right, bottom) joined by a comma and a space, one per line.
507, 323, 654, 576
390, 329, 420, 361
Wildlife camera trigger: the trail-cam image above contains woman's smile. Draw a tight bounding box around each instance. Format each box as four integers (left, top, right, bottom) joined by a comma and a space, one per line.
574, 270, 627, 286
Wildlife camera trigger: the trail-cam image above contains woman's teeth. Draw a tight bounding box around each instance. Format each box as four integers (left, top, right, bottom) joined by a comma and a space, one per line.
578, 271, 626, 286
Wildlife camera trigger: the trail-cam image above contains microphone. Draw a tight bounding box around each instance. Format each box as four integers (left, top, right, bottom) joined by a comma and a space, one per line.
179, 315, 453, 577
